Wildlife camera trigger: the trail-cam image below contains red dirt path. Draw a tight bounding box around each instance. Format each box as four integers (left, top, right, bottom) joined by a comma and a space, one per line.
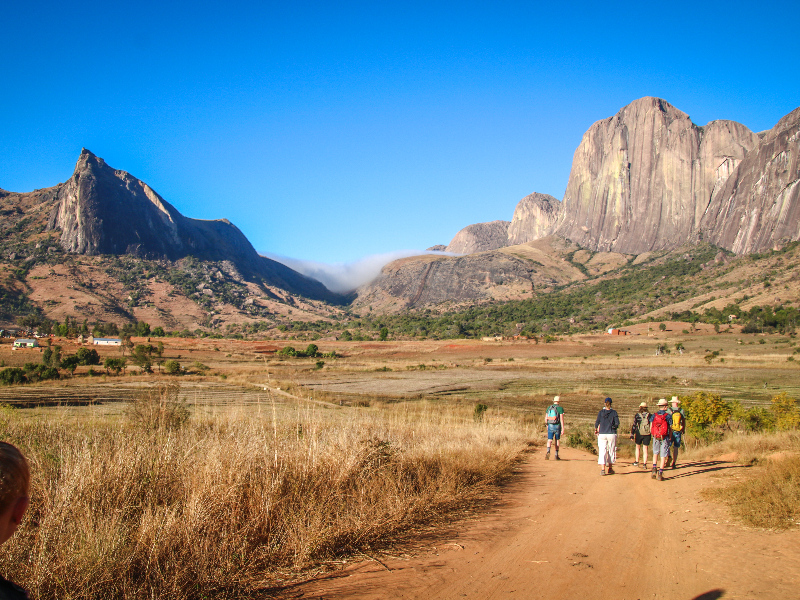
286, 447, 800, 599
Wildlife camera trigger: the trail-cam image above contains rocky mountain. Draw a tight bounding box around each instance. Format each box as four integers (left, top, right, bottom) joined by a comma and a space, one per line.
44, 149, 340, 303
353, 236, 628, 313
507, 193, 560, 245
437, 97, 799, 258
700, 107, 800, 254
445, 220, 511, 254
555, 97, 761, 254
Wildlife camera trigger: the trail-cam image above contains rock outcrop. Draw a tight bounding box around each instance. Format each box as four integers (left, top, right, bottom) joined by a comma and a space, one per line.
506, 193, 560, 245
445, 220, 510, 254
426, 244, 447, 251
700, 108, 800, 254
46, 150, 341, 302
555, 97, 760, 254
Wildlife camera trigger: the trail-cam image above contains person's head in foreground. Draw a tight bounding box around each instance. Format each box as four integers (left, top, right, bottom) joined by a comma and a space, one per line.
604, 397, 612, 408
671, 396, 681, 409
0, 442, 30, 547
639, 402, 648, 413
657, 398, 668, 410
553, 396, 560, 404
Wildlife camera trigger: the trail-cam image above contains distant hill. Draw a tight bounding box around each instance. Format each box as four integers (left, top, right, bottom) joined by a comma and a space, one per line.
0, 150, 345, 331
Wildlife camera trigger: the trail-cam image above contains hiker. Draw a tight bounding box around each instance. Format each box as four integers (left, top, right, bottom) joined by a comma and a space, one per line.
666, 396, 687, 469
0, 442, 31, 599
650, 399, 672, 481
629, 401, 651, 467
544, 396, 565, 460
594, 397, 619, 475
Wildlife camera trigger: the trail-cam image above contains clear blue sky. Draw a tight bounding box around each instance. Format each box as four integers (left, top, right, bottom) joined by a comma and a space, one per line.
2, 1, 798, 264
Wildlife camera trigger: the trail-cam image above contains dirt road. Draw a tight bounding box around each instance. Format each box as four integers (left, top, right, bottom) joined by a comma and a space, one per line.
288, 447, 800, 599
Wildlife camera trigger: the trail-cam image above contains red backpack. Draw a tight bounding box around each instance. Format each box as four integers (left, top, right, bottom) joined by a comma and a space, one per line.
651, 412, 669, 439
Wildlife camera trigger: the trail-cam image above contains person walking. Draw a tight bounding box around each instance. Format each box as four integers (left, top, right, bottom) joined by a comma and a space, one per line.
544, 396, 565, 460
666, 396, 687, 469
595, 397, 619, 475
650, 398, 672, 481
629, 401, 651, 467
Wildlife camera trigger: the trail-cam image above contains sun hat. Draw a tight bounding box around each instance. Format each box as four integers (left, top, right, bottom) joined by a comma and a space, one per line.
639, 402, 648, 408
604, 397, 612, 404
553, 396, 560, 403
657, 398, 668, 406
671, 396, 681, 404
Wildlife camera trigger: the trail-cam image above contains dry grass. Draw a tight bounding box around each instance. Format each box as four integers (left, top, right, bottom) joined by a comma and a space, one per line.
0, 388, 529, 599
691, 431, 800, 530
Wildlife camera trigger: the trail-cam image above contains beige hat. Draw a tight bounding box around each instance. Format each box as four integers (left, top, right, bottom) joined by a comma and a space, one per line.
671, 396, 681, 404
553, 396, 560, 403
639, 402, 648, 408
657, 398, 668, 406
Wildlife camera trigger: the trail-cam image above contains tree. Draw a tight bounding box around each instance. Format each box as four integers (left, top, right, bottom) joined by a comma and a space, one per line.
42, 345, 62, 368
74, 347, 100, 366
379, 327, 389, 341
104, 357, 127, 375
0, 368, 26, 385
658, 322, 667, 331
163, 360, 182, 375
304, 344, 319, 357
152, 326, 166, 337
771, 393, 800, 431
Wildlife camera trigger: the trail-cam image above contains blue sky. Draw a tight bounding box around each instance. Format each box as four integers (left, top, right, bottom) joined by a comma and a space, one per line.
2, 1, 798, 265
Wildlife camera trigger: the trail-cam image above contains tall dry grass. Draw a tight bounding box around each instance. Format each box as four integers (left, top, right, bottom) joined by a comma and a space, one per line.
687, 431, 800, 530
0, 390, 529, 599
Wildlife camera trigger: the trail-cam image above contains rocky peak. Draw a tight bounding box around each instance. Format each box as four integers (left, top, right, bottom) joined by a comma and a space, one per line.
445, 220, 510, 254
506, 192, 560, 245
555, 96, 759, 254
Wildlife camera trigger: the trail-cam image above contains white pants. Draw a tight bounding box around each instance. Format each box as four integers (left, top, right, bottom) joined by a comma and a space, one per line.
598, 434, 617, 465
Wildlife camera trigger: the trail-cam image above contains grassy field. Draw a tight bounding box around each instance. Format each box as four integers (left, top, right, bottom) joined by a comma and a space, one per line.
0, 327, 798, 596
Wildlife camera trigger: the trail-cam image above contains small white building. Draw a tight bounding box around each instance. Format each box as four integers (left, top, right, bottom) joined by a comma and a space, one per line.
12, 338, 38, 349
92, 338, 122, 346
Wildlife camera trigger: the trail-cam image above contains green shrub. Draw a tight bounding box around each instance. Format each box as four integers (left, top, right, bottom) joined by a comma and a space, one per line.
163, 360, 182, 375
563, 426, 597, 455
474, 403, 488, 422
0, 368, 27, 386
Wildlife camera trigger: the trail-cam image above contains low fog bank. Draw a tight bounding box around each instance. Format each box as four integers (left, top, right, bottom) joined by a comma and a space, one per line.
263, 250, 456, 293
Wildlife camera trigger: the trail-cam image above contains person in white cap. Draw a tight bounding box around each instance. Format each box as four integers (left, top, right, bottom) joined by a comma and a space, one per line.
629, 401, 651, 467
649, 398, 672, 481
666, 396, 687, 468
544, 396, 565, 460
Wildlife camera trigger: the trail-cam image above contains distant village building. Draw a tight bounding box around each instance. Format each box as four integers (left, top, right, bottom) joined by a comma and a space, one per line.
92, 337, 122, 346
607, 328, 630, 336
12, 338, 38, 349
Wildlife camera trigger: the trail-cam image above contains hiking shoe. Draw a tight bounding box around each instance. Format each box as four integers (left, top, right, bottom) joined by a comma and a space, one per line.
545, 452, 550, 460
665, 457, 672, 468
651, 469, 657, 479
671, 463, 677, 469
600, 470, 606, 476
632, 461, 638, 467
607, 467, 614, 475
657, 470, 664, 481
555, 454, 561, 461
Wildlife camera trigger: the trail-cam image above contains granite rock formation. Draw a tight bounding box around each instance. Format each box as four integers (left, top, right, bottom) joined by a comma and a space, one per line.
45, 150, 340, 302
426, 245, 447, 251
699, 108, 800, 254
555, 97, 760, 254
445, 220, 510, 254
506, 193, 560, 245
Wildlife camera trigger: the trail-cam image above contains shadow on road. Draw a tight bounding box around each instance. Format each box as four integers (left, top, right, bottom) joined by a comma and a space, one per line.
611, 460, 747, 480
692, 589, 725, 600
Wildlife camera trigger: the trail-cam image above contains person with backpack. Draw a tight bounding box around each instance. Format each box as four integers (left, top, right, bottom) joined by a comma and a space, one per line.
629, 401, 651, 467
649, 398, 672, 481
594, 397, 619, 475
544, 396, 565, 460
666, 396, 687, 469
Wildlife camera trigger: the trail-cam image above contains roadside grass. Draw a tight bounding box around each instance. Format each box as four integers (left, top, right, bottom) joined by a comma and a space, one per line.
0, 387, 530, 599
688, 431, 800, 530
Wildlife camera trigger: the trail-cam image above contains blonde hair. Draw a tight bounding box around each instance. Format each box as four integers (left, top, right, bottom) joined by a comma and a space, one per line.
0, 442, 29, 512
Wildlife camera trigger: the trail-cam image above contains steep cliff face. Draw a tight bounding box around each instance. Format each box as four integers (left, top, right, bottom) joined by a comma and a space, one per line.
556, 97, 759, 254
700, 107, 800, 254
47, 150, 340, 302
506, 193, 560, 245
445, 220, 510, 254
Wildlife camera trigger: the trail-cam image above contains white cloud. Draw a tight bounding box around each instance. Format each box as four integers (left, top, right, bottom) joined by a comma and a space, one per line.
263, 249, 456, 293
